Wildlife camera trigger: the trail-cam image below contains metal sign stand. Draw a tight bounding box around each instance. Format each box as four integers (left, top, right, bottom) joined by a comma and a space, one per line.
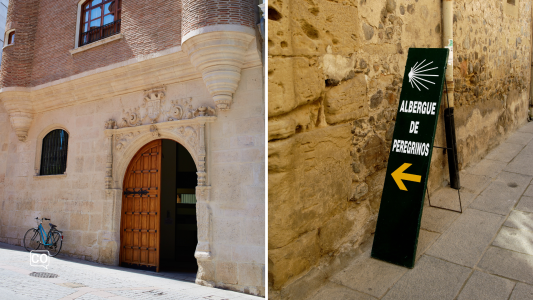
426, 81, 463, 214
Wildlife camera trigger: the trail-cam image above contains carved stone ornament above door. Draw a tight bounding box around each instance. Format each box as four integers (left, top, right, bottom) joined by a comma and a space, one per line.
119, 87, 216, 128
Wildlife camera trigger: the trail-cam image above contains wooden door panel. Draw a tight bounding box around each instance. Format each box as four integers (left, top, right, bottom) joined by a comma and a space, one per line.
120, 140, 161, 272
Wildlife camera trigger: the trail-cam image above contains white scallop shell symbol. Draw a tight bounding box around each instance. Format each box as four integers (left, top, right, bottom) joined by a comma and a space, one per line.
408, 59, 439, 91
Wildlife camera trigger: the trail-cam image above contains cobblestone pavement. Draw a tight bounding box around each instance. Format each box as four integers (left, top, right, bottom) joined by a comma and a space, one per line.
0, 243, 262, 300
305, 121, 533, 300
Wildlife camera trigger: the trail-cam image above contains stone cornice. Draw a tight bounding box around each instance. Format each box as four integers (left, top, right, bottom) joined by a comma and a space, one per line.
0, 34, 261, 141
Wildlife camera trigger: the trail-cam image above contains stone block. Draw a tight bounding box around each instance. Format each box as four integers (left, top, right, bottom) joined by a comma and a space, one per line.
268, 57, 323, 118
425, 209, 504, 267
457, 271, 515, 300
238, 263, 264, 287
493, 226, 533, 256
233, 245, 264, 264
89, 214, 102, 231
216, 261, 238, 285
504, 151, 533, 176
308, 283, 377, 300
515, 196, 533, 213
69, 213, 89, 231
504, 131, 533, 145
197, 260, 215, 283
509, 283, 533, 300
478, 246, 533, 285
484, 142, 524, 162
382, 256, 471, 300
268, 124, 352, 249
331, 256, 407, 298
324, 74, 368, 124
415, 229, 440, 260
268, 230, 320, 290
469, 172, 532, 215
268, 101, 320, 141
465, 159, 507, 178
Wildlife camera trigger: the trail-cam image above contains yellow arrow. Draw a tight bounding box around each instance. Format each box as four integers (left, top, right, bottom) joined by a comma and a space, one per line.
391, 163, 421, 191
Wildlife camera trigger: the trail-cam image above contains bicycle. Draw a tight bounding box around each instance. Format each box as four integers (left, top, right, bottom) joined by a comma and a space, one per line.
23, 217, 63, 257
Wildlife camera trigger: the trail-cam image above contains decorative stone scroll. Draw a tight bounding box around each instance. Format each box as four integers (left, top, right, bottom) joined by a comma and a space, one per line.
119, 87, 216, 129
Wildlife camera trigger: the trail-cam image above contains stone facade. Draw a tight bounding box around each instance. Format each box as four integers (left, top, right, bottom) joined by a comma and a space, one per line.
268, 0, 531, 298
0, 0, 265, 297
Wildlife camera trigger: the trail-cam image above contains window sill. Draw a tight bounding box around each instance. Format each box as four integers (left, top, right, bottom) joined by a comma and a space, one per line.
34, 173, 67, 179
70, 33, 124, 55
2, 44, 14, 50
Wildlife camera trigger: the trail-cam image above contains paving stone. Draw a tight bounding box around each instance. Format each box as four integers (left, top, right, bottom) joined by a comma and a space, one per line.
504, 132, 533, 145
425, 209, 504, 267
382, 256, 471, 300
426, 186, 476, 211
331, 255, 407, 298
515, 196, 533, 213
469, 172, 532, 215
421, 206, 460, 233
504, 152, 533, 176
464, 159, 507, 179
0, 243, 259, 300
459, 172, 492, 195
509, 283, 533, 300
415, 230, 440, 261
477, 246, 533, 285
485, 142, 525, 163
523, 185, 533, 197
457, 271, 515, 300
503, 210, 533, 232
517, 122, 533, 134
493, 226, 533, 256
306, 282, 377, 300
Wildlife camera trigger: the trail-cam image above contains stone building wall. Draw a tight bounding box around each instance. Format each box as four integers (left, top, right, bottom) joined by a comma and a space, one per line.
268, 0, 531, 298
0, 0, 265, 296
0, 66, 265, 295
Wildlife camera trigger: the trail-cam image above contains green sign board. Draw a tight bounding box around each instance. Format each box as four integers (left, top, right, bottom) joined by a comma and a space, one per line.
371, 48, 449, 268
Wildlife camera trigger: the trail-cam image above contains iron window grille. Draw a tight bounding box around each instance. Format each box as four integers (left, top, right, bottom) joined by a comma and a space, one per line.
80, 0, 122, 47
40, 129, 69, 176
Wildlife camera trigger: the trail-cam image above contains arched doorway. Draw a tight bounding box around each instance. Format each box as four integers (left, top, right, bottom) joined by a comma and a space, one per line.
119, 139, 198, 273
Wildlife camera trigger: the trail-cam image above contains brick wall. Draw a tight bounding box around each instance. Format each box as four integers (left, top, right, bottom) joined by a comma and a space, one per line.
1, 0, 182, 88
181, 0, 257, 38
0, 0, 40, 87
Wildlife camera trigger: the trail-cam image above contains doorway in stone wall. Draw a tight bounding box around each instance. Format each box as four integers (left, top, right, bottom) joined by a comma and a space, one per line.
120, 139, 198, 275
159, 139, 198, 274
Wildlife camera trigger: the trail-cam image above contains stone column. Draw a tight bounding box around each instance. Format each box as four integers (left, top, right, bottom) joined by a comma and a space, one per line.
195, 120, 214, 286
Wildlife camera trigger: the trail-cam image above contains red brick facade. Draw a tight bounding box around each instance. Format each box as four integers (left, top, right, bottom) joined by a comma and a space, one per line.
181, 0, 257, 38
1, 0, 257, 88
1, 0, 40, 87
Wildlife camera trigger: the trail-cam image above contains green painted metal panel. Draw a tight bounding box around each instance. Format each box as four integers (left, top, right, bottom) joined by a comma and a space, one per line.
371, 48, 449, 268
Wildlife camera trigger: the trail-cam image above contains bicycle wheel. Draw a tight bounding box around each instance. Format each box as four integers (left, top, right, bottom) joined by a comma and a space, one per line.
45, 231, 62, 257
23, 228, 42, 252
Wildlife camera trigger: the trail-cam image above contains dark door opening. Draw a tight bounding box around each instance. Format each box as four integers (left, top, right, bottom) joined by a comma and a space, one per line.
159, 139, 198, 274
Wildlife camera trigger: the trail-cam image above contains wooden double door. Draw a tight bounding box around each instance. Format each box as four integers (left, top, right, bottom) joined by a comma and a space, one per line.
120, 140, 162, 272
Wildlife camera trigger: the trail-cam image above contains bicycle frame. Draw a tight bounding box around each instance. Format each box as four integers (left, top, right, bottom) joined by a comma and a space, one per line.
35, 221, 61, 246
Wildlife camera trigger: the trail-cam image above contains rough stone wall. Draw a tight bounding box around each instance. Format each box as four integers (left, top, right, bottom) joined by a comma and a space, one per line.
268, 0, 531, 298
181, 0, 257, 38
452, 0, 531, 168
0, 66, 265, 296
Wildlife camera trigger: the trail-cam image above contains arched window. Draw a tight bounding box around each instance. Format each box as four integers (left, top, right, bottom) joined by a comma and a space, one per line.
40, 129, 69, 175
7, 31, 14, 45
80, 0, 122, 46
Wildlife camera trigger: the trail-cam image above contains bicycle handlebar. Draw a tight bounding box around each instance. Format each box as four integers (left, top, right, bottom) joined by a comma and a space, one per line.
35, 217, 50, 221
